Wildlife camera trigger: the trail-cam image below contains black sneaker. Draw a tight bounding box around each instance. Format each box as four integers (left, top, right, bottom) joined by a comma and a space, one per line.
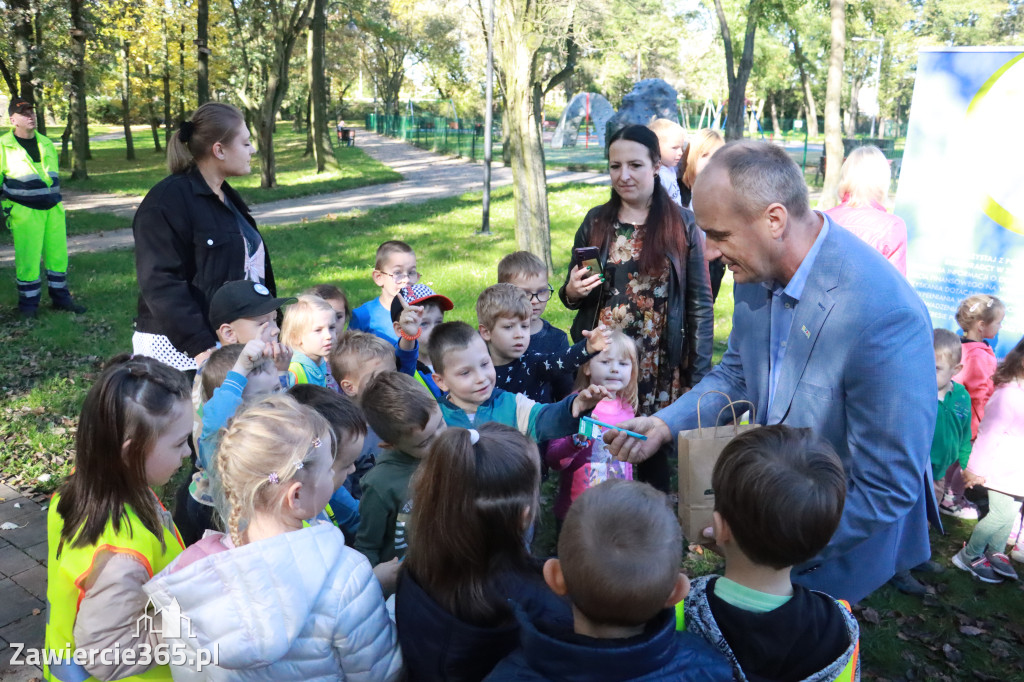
953, 547, 1003, 583
985, 551, 1019, 580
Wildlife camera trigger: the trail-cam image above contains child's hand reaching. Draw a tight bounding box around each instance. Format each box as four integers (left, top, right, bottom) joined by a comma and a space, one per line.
582, 323, 613, 355
571, 384, 613, 417
372, 557, 401, 597
266, 341, 293, 372
395, 294, 424, 351
232, 339, 268, 376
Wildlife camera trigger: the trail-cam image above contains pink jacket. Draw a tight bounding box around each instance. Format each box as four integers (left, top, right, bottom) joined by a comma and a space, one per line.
954, 340, 997, 439
825, 200, 907, 275
965, 381, 1024, 497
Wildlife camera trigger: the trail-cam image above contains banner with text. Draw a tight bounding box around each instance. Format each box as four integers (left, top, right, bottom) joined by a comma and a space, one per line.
896, 47, 1024, 357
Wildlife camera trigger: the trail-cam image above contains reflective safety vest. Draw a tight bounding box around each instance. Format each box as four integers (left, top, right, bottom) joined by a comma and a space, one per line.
0, 130, 62, 211
675, 598, 860, 682
44, 493, 184, 682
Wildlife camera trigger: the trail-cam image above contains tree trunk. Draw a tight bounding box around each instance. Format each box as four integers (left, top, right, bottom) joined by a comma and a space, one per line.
122, 39, 136, 160
846, 77, 862, 134
769, 92, 782, 138
197, 0, 210, 105
308, 0, 333, 172
0, 55, 17, 96
179, 24, 187, 123
32, 5, 46, 135
12, 0, 34, 104
145, 64, 163, 153
304, 94, 313, 156
495, 12, 553, 273
713, 0, 763, 141
60, 115, 71, 167
163, 18, 173, 145
69, 0, 88, 179
820, 0, 845, 209
790, 28, 819, 138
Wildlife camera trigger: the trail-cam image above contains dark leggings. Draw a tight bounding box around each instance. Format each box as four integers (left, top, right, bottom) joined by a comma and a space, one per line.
635, 442, 673, 494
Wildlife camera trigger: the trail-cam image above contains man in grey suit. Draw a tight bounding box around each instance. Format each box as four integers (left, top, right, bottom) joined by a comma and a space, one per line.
606, 140, 937, 603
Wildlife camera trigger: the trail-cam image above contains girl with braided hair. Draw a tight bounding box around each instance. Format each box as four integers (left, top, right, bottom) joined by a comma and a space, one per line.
144, 394, 402, 681
44, 354, 192, 681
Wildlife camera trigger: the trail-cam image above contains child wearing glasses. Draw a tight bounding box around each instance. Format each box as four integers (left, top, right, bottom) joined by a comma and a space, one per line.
350, 240, 419, 343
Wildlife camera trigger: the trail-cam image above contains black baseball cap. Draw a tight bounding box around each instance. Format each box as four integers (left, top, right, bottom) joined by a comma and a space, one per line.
208, 280, 296, 328
8, 97, 33, 115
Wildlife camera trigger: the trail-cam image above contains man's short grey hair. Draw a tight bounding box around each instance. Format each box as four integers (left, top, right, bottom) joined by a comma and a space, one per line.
708, 140, 811, 220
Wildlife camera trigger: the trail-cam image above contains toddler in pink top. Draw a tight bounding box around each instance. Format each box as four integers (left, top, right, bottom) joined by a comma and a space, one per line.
546, 331, 639, 522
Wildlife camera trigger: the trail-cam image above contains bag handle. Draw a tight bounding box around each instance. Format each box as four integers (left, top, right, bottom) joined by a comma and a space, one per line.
695, 390, 757, 437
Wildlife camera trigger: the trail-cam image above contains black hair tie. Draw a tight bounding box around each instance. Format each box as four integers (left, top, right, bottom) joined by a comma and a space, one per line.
179, 120, 195, 143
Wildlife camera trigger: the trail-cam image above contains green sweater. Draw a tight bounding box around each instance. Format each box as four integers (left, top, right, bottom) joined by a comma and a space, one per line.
930, 381, 972, 482
354, 448, 420, 566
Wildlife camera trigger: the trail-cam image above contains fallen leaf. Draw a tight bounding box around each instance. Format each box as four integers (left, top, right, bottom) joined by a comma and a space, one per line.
862, 607, 881, 625
959, 625, 985, 636
0, 521, 25, 530
32, 608, 40, 616
13, 502, 21, 508
942, 643, 962, 663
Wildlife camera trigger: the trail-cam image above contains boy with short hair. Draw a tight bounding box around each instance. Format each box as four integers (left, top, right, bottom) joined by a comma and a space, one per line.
356, 371, 446, 567
350, 240, 418, 343
427, 321, 609, 441
330, 330, 400, 497
497, 251, 569, 358
684, 426, 860, 681
477, 283, 607, 402
648, 118, 687, 207
389, 283, 453, 397
485, 479, 730, 681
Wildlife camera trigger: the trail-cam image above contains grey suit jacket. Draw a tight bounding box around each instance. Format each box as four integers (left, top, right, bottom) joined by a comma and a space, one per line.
657, 215, 937, 603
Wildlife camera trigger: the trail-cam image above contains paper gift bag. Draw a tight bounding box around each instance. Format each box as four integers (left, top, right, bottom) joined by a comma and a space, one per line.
677, 392, 758, 543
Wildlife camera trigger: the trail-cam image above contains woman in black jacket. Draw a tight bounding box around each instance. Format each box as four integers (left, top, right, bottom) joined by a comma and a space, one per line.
558, 125, 713, 491
132, 102, 276, 371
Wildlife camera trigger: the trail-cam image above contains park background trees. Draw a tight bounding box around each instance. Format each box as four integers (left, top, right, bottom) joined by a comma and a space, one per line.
0, 0, 1022, 260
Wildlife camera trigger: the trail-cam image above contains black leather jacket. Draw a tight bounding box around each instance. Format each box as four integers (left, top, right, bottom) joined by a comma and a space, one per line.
558, 204, 713, 387
133, 166, 276, 357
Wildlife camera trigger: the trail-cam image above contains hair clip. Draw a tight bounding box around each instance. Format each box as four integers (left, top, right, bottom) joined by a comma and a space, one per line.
969, 302, 980, 313
311, 437, 322, 449
468, 428, 480, 445
986, 298, 995, 308
267, 472, 280, 484
294, 461, 305, 470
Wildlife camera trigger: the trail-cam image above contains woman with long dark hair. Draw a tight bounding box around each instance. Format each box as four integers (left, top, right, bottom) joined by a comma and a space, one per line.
559, 124, 713, 491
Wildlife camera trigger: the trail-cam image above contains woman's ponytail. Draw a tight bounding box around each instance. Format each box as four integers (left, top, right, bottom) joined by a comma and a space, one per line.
166, 102, 245, 174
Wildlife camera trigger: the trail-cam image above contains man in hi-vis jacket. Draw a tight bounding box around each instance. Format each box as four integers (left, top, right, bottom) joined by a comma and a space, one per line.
1, 97, 85, 317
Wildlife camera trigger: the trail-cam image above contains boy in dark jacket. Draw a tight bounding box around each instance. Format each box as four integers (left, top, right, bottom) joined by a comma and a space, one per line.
485, 479, 731, 681
683, 426, 861, 682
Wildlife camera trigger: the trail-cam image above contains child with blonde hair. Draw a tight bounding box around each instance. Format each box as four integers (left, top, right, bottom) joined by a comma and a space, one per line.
546, 331, 640, 524
45, 355, 192, 681
282, 294, 339, 388
648, 118, 687, 207
941, 294, 1006, 518
145, 394, 402, 680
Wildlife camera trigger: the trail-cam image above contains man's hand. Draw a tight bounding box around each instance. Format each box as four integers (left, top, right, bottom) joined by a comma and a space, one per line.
582, 323, 613, 355
231, 339, 267, 376
603, 416, 672, 464
572, 384, 613, 417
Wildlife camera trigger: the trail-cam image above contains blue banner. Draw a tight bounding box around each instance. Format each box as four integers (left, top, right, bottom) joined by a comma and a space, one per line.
896, 47, 1024, 357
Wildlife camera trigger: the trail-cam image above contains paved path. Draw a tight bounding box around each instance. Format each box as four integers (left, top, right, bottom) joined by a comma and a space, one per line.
0, 130, 609, 267
0, 483, 47, 681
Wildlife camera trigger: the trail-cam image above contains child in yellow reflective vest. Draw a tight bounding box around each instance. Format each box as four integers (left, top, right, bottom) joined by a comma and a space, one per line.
45, 355, 192, 682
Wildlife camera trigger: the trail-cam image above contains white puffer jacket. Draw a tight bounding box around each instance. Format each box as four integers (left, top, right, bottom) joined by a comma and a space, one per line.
144, 523, 402, 681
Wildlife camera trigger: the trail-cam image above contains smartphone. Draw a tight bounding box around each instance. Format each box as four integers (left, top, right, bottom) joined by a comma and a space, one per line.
572, 246, 601, 274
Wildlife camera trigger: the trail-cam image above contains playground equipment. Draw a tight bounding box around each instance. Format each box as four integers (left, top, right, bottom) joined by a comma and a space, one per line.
552, 92, 614, 149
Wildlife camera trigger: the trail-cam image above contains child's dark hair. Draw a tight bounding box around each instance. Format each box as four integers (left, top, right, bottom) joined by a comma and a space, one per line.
713, 425, 846, 569
56, 354, 190, 556
427, 321, 479, 374
559, 479, 681, 627
361, 371, 437, 445
993, 336, 1024, 387
287, 384, 367, 449
374, 240, 415, 270
404, 423, 540, 626
201, 344, 244, 402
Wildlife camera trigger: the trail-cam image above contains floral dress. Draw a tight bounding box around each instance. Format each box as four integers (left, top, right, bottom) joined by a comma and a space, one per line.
599, 221, 682, 415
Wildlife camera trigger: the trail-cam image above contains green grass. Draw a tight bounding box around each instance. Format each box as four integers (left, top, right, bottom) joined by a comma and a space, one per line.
4, 183, 1023, 678
59, 127, 401, 204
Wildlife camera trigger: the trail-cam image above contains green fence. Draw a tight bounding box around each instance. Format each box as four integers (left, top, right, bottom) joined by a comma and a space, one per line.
366, 114, 497, 161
